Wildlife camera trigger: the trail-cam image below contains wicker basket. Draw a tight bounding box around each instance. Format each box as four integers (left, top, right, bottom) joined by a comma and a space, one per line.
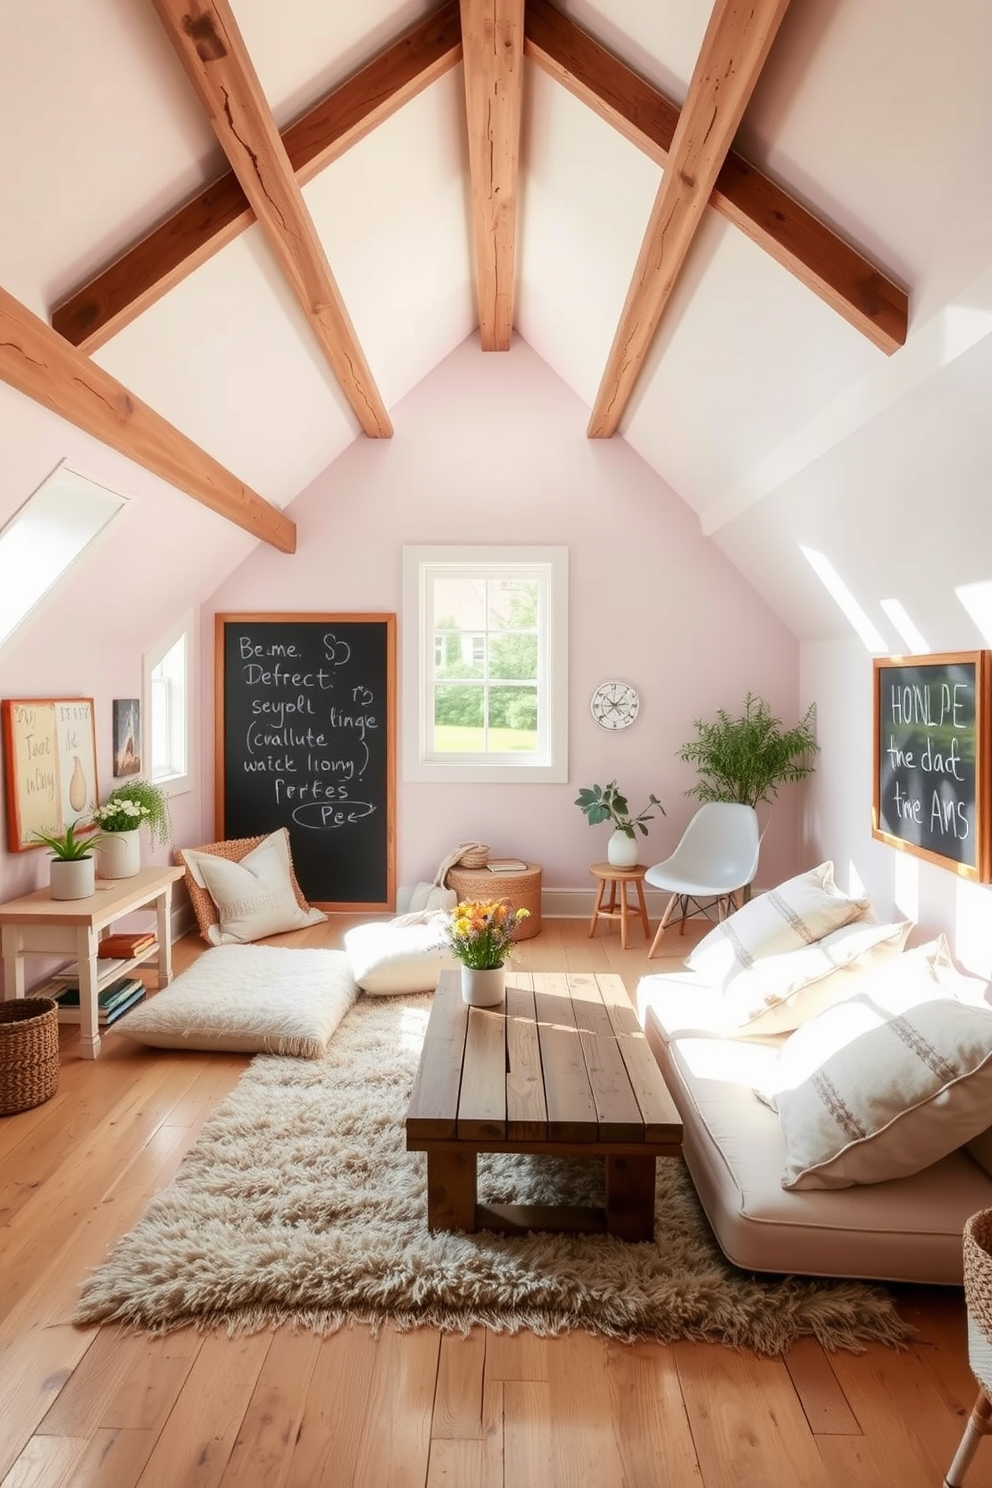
454, 843, 490, 870
964, 1209, 992, 1385
0, 998, 60, 1116
446, 863, 542, 940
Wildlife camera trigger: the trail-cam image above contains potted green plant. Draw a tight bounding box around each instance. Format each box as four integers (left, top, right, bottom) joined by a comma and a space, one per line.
30, 821, 107, 900
676, 693, 819, 809
90, 779, 172, 879
574, 780, 664, 868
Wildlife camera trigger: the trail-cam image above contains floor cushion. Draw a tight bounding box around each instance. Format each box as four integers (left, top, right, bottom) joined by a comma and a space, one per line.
114, 945, 357, 1056
176, 829, 326, 945
344, 914, 452, 995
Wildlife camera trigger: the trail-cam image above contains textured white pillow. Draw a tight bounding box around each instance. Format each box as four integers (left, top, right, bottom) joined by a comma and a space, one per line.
757, 935, 991, 1105
344, 915, 452, 995
183, 829, 327, 945
775, 997, 992, 1189
720, 917, 912, 1035
114, 945, 357, 1056
685, 862, 870, 990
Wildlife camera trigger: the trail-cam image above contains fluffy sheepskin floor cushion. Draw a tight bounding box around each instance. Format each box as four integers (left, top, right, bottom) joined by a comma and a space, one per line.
114, 945, 358, 1057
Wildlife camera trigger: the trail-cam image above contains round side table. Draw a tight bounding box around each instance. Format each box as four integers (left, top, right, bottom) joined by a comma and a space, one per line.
588, 862, 651, 950
446, 862, 542, 940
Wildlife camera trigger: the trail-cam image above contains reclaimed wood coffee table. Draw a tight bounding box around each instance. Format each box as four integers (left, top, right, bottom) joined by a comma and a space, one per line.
406, 969, 683, 1241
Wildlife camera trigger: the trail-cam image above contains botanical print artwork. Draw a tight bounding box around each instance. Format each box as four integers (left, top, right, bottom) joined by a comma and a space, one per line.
113, 698, 141, 777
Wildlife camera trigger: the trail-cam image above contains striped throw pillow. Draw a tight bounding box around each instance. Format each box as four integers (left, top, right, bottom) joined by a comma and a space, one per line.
686, 862, 870, 990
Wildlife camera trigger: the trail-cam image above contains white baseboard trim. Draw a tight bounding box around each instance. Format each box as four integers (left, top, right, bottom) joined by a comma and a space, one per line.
396, 885, 765, 920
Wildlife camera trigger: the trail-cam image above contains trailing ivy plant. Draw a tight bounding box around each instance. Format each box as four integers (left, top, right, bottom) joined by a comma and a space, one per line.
676, 693, 819, 810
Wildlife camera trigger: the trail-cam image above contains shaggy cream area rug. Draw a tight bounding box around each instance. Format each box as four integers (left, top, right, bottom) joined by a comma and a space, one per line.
75, 994, 910, 1354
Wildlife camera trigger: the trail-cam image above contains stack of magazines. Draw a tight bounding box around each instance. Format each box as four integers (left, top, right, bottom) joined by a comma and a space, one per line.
54, 975, 146, 1026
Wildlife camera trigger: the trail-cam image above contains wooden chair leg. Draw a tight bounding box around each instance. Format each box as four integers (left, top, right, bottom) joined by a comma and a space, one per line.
945, 1387, 992, 1486
647, 894, 678, 959
588, 878, 608, 939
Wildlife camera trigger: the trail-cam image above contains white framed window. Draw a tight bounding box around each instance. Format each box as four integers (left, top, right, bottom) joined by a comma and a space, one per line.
144, 612, 195, 797
403, 546, 568, 783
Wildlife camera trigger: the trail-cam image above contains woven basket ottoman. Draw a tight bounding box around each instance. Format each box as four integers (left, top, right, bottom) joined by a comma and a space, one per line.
446, 863, 542, 940
0, 997, 60, 1115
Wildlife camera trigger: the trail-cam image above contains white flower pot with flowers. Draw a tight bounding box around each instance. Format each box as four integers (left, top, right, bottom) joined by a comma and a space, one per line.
445, 899, 531, 1006
90, 780, 171, 880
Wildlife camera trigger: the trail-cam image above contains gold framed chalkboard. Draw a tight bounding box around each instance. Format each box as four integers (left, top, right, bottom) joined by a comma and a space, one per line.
215, 614, 396, 910
2, 697, 99, 852
872, 651, 991, 881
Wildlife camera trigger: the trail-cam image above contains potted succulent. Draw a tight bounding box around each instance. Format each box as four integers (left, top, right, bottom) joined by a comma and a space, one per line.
30, 821, 107, 900
90, 779, 172, 879
676, 693, 819, 810
574, 779, 665, 868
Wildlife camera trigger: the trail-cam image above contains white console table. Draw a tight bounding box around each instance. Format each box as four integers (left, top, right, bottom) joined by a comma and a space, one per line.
0, 864, 185, 1060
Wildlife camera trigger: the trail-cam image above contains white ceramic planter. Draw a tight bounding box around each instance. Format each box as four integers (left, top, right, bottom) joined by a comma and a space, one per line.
460, 965, 505, 1007
607, 829, 639, 868
50, 856, 96, 900
95, 829, 141, 880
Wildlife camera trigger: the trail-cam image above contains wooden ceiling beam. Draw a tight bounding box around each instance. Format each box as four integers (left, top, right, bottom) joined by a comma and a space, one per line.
526, 0, 907, 358
588, 0, 793, 439
149, 0, 392, 438
459, 0, 525, 350
53, 3, 462, 354
0, 285, 296, 552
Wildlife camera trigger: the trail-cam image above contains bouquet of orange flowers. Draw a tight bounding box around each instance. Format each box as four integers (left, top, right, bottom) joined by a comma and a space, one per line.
445, 899, 530, 969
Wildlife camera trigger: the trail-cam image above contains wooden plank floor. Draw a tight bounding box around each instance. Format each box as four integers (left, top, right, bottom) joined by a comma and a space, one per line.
0, 912, 984, 1487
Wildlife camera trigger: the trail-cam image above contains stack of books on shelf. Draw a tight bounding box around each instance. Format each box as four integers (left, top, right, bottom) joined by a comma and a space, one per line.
52, 956, 127, 984
97, 931, 156, 960
55, 976, 146, 1026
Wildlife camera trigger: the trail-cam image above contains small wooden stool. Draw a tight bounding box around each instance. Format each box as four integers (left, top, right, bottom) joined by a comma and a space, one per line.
588, 863, 650, 950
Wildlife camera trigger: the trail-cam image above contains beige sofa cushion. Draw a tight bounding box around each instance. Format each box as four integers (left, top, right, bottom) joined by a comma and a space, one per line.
685, 862, 871, 990
646, 1015, 992, 1283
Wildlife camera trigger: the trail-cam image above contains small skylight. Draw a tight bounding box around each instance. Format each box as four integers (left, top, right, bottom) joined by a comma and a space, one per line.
0, 464, 126, 650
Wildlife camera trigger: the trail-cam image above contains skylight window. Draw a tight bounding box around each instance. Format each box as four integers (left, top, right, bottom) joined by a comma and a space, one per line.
0, 464, 126, 650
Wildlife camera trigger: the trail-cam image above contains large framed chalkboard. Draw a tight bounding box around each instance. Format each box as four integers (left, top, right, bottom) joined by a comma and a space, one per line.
872, 651, 991, 882
216, 614, 396, 909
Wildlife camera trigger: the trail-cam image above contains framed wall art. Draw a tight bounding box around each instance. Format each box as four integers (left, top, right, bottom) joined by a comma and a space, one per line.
872, 651, 991, 882
1, 697, 99, 852
113, 698, 141, 777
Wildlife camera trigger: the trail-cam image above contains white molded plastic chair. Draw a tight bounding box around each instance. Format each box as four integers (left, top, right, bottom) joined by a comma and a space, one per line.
645, 802, 760, 959
945, 1209, 992, 1486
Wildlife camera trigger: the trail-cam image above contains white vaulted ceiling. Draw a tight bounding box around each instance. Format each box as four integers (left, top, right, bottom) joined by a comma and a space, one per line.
0, 0, 990, 651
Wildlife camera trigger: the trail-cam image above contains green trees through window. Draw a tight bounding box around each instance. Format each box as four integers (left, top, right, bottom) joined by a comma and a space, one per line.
433, 580, 538, 752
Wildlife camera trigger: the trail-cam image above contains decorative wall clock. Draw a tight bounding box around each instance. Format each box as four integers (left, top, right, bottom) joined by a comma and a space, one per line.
590, 680, 640, 730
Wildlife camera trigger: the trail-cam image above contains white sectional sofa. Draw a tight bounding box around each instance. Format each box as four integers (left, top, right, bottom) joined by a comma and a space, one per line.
638, 969, 992, 1286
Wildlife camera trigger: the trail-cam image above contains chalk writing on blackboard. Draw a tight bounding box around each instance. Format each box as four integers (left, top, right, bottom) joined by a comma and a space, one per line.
872, 651, 990, 882
217, 615, 396, 909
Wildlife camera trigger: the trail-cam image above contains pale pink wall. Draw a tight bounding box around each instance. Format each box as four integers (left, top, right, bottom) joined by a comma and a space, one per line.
205, 336, 803, 894
802, 637, 992, 980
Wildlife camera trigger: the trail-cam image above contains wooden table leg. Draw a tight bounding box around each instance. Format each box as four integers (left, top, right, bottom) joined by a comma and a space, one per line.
588, 878, 608, 939
619, 882, 629, 949
75, 924, 101, 1061
426, 1148, 478, 1232
605, 1155, 656, 1241
156, 886, 174, 986
1, 925, 26, 1000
